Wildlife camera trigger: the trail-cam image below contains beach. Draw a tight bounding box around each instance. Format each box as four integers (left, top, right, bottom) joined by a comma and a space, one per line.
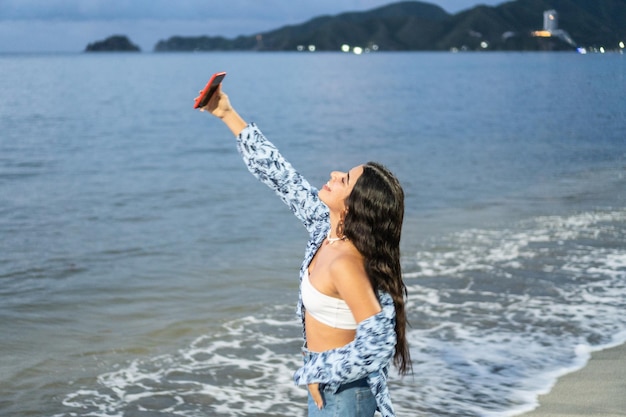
522, 342, 626, 417
1, 52, 624, 417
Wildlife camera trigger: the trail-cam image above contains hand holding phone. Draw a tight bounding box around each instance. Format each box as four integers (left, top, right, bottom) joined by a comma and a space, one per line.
193, 72, 227, 109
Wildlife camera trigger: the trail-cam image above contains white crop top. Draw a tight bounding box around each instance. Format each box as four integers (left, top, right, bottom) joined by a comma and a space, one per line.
301, 269, 357, 330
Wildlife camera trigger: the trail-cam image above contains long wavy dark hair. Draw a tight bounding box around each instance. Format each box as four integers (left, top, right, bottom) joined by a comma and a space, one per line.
341, 162, 411, 375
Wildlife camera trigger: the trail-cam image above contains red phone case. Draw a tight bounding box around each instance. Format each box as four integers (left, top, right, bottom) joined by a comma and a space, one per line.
193, 72, 227, 109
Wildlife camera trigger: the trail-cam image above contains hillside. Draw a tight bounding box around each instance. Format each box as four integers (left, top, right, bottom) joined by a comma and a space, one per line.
154, 0, 626, 52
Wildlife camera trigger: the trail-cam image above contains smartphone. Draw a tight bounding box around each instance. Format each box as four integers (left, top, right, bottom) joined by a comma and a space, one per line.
193, 72, 227, 109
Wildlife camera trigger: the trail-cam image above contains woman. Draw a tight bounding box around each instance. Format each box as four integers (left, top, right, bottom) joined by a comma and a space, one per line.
201, 85, 411, 417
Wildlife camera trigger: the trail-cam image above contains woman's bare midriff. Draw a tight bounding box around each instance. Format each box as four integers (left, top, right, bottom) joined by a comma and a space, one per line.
305, 310, 356, 352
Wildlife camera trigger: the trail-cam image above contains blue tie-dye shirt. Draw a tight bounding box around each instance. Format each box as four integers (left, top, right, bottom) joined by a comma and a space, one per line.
236, 123, 398, 417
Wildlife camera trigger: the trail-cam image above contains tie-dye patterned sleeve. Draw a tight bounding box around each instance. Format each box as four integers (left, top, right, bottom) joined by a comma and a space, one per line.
293, 291, 397, 414
236, 123, 329, 235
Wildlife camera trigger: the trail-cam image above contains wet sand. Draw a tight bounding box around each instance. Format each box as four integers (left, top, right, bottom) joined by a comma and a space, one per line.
522, 342, 626, 417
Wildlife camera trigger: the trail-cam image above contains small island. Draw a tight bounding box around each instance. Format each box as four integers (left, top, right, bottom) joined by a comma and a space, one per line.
85, 35, 141, 52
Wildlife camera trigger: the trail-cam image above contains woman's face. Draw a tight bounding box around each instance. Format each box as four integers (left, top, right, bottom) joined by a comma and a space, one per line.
319, 165, 364, 212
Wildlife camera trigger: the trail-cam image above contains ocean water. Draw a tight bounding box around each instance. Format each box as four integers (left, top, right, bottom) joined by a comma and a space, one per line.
0, 51, 625, 416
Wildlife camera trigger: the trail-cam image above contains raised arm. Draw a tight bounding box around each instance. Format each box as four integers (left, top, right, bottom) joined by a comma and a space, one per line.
200, 86, 328, 234
201, 85, 247, 137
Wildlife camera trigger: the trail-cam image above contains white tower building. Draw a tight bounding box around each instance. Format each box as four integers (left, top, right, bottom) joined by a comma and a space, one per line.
544, 10, 558, 33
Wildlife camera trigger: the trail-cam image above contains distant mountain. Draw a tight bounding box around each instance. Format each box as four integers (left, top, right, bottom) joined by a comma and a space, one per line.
85, 35, 141, 52
440, 0, 626, 51
154, 0, 626, 52
155, 2, 449, 52
249, 1, 450, 51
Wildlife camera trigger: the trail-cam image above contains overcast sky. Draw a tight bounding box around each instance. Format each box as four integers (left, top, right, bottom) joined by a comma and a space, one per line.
0, 0, 505, 52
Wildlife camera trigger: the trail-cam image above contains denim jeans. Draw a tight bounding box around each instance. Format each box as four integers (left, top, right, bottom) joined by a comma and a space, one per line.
303, 347, 377, 417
